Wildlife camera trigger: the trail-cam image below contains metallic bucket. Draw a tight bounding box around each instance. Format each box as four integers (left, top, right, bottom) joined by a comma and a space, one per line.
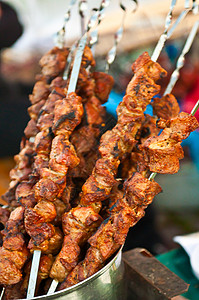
31, 248, 125, 300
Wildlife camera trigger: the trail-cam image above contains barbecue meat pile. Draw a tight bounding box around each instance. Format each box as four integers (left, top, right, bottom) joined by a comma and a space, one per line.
0, 46, 198, 300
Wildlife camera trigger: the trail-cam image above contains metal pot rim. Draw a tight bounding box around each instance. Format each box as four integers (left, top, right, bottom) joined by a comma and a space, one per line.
28, 246, 123, 300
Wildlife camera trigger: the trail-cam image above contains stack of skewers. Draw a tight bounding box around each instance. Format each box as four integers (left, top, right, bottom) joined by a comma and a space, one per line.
0, 1, 199, 299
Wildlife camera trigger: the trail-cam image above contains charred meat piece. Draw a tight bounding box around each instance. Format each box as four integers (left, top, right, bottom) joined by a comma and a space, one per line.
92, 72, 114, 104
152, 94, 180, 120
39, 46, 69, 80
50, 206, 102, 282
59, 172, 161, 289
80, 52, 166, 205
0, 207, 29, 285
140, 112, 199, 174
29, 80, 50, 105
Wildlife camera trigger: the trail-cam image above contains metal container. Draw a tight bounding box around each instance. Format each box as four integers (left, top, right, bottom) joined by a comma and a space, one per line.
31, 248, 125, 300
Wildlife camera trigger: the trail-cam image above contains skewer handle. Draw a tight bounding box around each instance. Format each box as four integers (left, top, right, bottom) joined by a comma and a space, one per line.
27, 250, 41, 299
105, 0, 138, 72
56, 0, 78, 48
151, 8, 190, 62
79, 0, 88, 36
164, 20, 199, 96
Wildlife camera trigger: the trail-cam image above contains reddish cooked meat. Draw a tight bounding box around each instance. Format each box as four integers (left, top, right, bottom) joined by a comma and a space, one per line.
140, 113, 199, 174
0, 207, 10, 228
25, 201, 56, 246
92, 72, 114, 104
84, 96, 106, 125
0, 207, 29, 285
15, 181, 36, 208
152, 93, 180, 120
50, 206, 102, 282
59, 172, 162, 289
49, 135, 80, 173
28, 100, 46, 121
29, 80, 50, 105
52, 92, 84, 137
39, 46, 69, 79
80, 52, 166, 205
24, 119, 39, 138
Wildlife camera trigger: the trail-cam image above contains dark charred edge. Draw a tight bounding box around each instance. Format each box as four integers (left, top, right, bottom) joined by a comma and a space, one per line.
53, 111, 76, 129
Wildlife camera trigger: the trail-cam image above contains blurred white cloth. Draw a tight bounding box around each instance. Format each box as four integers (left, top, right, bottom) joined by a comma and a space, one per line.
174, 232, 199, 280
2, 0, 82, 59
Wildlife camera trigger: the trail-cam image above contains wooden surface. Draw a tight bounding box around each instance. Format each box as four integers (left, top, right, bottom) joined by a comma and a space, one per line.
123, 248, 189, 300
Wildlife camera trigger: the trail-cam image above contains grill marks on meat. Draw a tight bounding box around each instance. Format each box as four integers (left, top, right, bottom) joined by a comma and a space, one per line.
152, 94, 180, 120
50, 206, 102, 282
140, 112, 199, 174
2, 254, 54, 299
25, 92, 84, 252
49, 52, 166, 285
80, 52, 166, 205
48, 68, 114, 283
24, 47, 97, 255
70, 72, 114, 180
2, 140, 35, 208
59, 172, 162, 289
0, 207, 29, 285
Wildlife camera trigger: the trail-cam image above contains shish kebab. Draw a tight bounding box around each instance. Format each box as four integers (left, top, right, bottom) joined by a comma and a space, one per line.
47, 0, 140, 292
1, 1, 109, 298
47, 51, 166, 294
0, 43, 113, 300
0, 47, 112, 299
0, 45, 70, 287
0, 4, 113, 298
47, 1, 195, 292
58, 38, 199, 290
129, 18, 199, 179
57, 11, 199, 288
25, 2, 114, 298
59, 101, 199, 289
27, 1, 134, 296
0, 0, 196, 296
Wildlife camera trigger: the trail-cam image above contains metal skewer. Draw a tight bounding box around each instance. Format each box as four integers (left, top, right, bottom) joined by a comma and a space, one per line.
164, 20, 199, 95
151, 0, 191, 62
89, 0, 111, 49
27, 35, 88, 299
105, 0, 138, 72
79, 0, 88, 36
46, 1, 113, 296
27, 250, 41, 299
192, 0, 199, 14
0, 288, 5, 300
63, 1, 111, 81
149, 99, 199, 181
55, 0, 78, 48
149, 19, 199, 181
